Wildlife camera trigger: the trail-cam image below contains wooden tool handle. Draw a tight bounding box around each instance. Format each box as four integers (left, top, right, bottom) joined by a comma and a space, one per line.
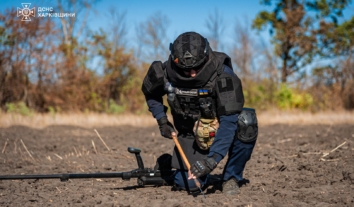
171, 133, 201, 188
172, 134, 191, 169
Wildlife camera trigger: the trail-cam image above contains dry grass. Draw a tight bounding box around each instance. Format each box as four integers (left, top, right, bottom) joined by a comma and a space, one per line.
0, 112, 156, 129
258, 110, 354, 126
0, 110, 353, 129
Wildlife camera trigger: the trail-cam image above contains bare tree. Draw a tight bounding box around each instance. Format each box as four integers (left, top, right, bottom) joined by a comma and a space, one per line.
134, 23, 145, 62
232, 18, 254, 80
136, 12, 170, 61
331, 55, 354, 109
205, 9, 225, 51
342, 55, 354, 109
56, 0, 95, 49
106, 8, 128, 49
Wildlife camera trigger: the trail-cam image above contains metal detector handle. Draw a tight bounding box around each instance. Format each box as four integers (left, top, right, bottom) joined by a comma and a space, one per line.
127, 147, 144, 169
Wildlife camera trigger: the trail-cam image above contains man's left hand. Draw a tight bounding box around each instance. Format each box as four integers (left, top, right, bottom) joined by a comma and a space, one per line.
189, 157, 217, 179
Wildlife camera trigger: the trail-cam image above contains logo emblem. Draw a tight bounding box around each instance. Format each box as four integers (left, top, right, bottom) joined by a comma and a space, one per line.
183, 51, 193, 58
17, 3, 35, 21
175, 88, 198, 96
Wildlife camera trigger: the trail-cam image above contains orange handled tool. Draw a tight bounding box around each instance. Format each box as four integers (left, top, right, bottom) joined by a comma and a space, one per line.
171, 133, 206, 198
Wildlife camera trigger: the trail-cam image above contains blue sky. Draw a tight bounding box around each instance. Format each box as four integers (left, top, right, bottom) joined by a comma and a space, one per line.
89, 0, 269, 45
1, 0, 353, 49
0, 0, 272, 49
89, 0, 275, 52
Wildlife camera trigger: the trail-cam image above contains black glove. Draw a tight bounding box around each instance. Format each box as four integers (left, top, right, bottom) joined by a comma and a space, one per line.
190, 157, 217, 178
157, 116, 175, 139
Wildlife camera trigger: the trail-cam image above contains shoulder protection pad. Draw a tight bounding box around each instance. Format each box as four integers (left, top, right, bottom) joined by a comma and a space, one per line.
213, 51, 233, 70
142, 61, 166, 96
215, 73, 244, 116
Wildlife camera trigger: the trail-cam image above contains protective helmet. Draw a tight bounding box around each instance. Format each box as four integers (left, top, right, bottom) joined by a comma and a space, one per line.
169, 32, 209, 69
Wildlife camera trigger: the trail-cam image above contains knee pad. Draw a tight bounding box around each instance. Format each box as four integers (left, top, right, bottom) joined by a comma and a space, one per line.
237, 108, 258, 143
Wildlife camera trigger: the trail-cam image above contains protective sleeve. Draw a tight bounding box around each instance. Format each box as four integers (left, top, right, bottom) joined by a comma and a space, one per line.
142, 61, 167, 120
215, 69, 244, 116
207, 114, 238, 163
145, 94, 167, 120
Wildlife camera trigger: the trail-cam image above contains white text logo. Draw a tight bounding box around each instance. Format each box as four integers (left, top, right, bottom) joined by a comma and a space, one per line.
17, 3, 35, 21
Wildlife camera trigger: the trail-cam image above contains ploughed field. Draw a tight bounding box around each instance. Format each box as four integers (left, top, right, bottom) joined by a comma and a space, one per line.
0, 124, 353, 207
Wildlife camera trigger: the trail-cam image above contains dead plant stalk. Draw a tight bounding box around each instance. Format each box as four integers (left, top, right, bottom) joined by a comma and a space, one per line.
20, 139, 34, 161
2, 139, 8, 154
92, 140, 98, 154
54, 153, 63, 160
94, 129, 111, 152
320, 141, 347, 161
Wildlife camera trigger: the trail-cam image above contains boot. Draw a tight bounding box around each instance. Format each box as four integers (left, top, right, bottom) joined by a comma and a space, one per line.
222, 178, 240, 195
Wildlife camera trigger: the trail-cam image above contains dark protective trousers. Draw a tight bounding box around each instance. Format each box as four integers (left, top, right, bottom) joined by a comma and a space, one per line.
174, 138, 256, 190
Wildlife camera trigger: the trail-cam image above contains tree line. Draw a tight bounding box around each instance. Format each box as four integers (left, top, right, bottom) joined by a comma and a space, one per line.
0, 0, 353, 115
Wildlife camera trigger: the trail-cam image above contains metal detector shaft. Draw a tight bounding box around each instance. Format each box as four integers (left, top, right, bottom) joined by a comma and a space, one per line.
0, 172, 124, 181
0, 147, 175, 187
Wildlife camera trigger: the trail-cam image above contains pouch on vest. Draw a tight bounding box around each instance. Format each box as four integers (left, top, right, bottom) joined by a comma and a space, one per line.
193, 118, 219, 150
215, 73, 244, 115
142, 61, 165, 96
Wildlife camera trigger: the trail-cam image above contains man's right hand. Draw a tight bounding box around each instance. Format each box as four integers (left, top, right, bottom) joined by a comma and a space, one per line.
157, 116, 175, 139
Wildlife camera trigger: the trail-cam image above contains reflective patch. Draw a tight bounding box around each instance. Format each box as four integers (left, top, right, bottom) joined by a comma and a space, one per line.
175, 88, 198, 96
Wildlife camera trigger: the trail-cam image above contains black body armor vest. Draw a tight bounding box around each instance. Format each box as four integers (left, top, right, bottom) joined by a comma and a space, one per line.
164, 78, 217, 120
164, 51, 232, 134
